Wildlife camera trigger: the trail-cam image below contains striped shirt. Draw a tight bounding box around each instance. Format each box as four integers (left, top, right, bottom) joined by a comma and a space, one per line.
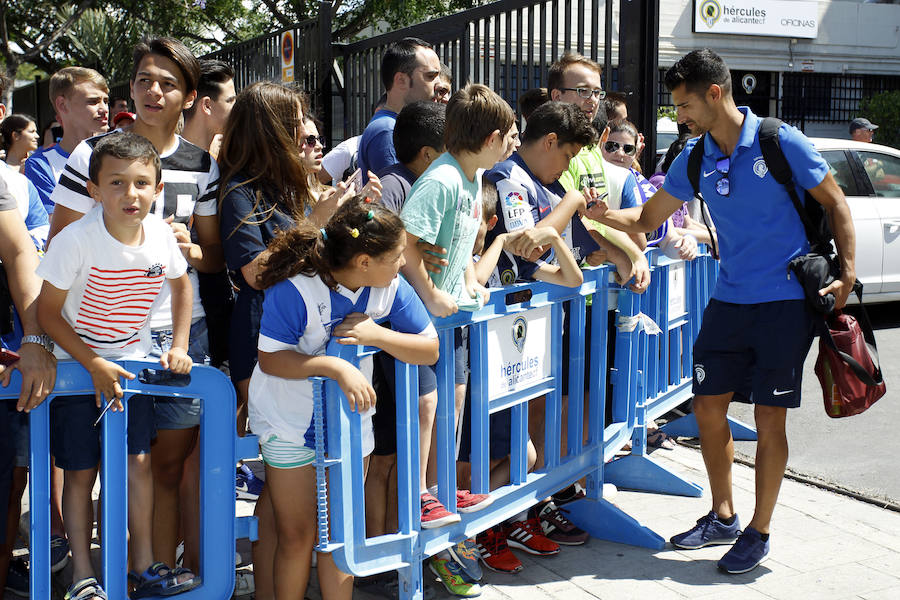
36, 205, 188, 360
48, 131, 219, 328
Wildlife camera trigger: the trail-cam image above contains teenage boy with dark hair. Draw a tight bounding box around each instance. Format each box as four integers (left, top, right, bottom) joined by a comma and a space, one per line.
548, 53, 651, 292
588, 48, 856, 574
182, 59, 236, 159
377, 100, 446, 214
37, 132, 197, 600
357, 37, 441, 182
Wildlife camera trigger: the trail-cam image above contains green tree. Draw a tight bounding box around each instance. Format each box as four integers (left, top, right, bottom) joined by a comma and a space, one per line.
860, 90, 900, 150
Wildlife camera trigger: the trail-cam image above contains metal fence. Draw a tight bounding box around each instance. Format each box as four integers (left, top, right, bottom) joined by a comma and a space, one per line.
336, 0, 611, 137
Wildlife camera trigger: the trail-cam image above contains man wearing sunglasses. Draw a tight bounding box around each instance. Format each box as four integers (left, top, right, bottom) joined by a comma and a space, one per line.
548, 52, 650, 293
587, 48, 856, 575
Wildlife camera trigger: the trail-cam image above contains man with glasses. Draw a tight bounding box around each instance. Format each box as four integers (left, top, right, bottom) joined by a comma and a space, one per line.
587, 48, 856, 575
549, 53, 650, 291
357, 37, 441, 184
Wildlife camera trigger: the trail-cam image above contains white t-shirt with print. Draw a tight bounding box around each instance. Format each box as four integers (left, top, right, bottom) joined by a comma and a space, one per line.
48, 131, 218, 328
37, 205, 188, 360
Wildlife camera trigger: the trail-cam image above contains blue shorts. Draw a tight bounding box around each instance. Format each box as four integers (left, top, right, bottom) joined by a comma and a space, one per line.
50, 394, 156, 471
151, 319, 209, 430
692, 299, 815, 408
458, 385, 513, 462
371, 352, 438, 457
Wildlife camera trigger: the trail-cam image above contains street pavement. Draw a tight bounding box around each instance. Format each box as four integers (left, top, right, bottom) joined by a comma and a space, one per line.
729, 301, 900, 504
341, 442, 900, 600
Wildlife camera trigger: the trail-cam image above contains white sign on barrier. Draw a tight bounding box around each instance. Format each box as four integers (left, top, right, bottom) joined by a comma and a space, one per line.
693, 0, 818, 39
668, 262, 687, 322
487, 306, 552, 397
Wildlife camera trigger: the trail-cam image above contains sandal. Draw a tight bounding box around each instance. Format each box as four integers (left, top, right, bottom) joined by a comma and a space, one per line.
130, 562, 200, 598
647, 429, 676, 450
65, 577, 108, 600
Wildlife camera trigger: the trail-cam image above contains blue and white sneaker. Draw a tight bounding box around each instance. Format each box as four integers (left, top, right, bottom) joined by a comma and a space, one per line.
50, 534, 70, 573
717, 526, 769, 574
236, 464, 264, 500
670, 511, 741, 550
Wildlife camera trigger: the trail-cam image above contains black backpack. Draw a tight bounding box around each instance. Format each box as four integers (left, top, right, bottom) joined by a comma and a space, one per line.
686, 117, 834, 261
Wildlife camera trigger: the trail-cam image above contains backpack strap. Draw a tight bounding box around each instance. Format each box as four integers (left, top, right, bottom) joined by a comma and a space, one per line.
687, 135, 705, 199
758, 117, 829, 249
686, 136, 720, 260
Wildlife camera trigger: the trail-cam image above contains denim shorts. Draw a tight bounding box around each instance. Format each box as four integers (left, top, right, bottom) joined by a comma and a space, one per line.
151, 318, 210, 430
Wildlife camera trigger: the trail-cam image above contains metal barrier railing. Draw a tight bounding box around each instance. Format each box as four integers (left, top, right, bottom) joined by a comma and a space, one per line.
0, 361, 258, 600
309, 259, 713, 599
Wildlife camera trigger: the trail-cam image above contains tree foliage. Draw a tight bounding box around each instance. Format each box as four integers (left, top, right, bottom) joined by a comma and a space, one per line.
1, 0, 479, 105
860, 90, 900, 150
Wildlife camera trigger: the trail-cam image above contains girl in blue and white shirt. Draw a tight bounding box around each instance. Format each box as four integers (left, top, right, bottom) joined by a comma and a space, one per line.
250, 198, 438, 599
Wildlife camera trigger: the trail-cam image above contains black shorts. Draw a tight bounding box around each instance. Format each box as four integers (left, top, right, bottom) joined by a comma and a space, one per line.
692, 299, 815, 408
229, 288, 264, 383
50, 394, 156, 471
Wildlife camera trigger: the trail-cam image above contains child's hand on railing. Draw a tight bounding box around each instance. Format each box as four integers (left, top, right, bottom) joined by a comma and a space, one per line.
87, 356, 135, 411
333, 313, 381, 347
160, 347, 193, 374
334, 360, 376, 413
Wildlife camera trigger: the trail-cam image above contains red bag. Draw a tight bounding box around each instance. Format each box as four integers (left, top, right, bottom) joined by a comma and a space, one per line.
815, 293, 885, 418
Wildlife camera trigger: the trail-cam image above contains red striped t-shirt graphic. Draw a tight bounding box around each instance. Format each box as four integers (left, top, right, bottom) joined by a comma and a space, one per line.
75, 265, 166, 349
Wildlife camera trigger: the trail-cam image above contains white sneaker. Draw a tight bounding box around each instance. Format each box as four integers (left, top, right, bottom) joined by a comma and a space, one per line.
603, 483, 618, 500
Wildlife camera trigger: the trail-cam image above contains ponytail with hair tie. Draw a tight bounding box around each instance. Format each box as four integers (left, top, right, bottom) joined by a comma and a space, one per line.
257, 196, 407, 290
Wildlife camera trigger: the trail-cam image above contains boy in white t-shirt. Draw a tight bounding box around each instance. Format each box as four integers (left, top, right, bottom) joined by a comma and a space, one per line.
36, 132, 197, 600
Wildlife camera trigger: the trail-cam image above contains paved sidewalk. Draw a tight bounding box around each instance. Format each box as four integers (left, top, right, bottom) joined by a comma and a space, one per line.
344, 443, 900, 600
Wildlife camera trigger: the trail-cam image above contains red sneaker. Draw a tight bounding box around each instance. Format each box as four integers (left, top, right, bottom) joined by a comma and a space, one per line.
456, 489, 493, 513
420, 493, 461, 529
504, 517, 560, 556
475, 526, 523, 574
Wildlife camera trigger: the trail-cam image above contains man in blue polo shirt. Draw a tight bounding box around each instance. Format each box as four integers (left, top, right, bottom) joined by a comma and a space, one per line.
357, 37, 441, 184
588, 49, 856, 574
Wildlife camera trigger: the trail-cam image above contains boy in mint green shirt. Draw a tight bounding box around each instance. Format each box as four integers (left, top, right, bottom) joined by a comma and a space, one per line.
399, 84, 517, 543
401, 84, 518, 315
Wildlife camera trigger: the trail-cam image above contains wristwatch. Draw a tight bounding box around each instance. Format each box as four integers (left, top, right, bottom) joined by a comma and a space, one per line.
20, 334, 55, 354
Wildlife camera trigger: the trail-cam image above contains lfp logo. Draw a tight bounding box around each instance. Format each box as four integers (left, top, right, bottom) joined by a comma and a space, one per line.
700, 0, 721, 28
511, 315, 528, 353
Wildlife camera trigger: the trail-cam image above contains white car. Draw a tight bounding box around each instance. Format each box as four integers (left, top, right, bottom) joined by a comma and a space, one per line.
812, 138, 900, 303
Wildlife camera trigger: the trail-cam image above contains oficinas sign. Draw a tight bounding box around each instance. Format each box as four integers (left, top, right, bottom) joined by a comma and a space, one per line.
694, 0, 819, 39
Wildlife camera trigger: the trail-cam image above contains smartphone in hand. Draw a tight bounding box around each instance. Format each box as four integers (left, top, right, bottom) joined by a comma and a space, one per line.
0, 349, 20, 366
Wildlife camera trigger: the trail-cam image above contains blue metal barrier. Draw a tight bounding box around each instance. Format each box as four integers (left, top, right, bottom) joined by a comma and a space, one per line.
310, 264, 694, 599
0, 360, 257, 600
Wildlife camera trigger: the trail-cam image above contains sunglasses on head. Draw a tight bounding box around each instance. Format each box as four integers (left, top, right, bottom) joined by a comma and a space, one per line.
604, 141, 636, 156
302, 135, 325, 147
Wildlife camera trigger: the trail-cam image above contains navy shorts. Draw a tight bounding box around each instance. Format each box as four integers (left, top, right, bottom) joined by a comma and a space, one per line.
458, 385, 513, 463
50, 394, 156, 471
371, 351, 438, 457
692, 299, 815, 408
